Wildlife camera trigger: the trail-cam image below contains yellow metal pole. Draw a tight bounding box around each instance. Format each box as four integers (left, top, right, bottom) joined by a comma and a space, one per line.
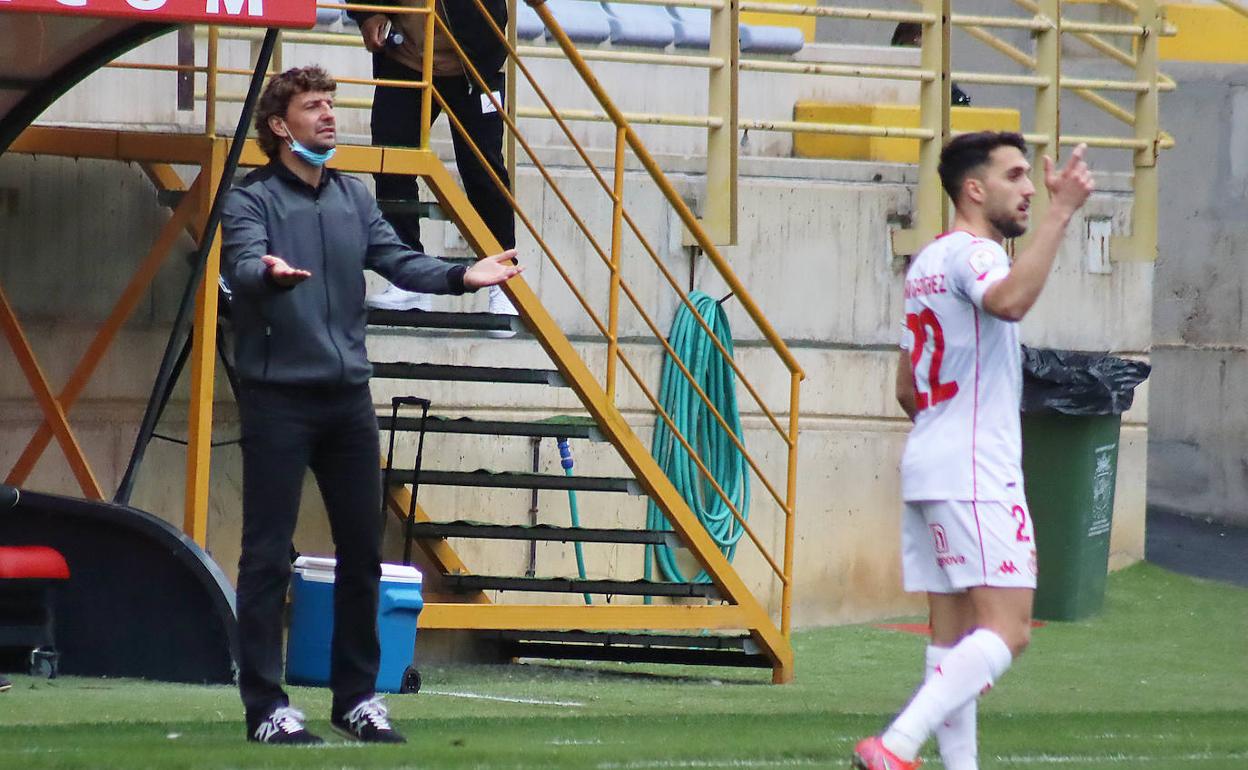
420, 0, 437, 150
703, 0, 738, 245
916, 0, 950, 242
606, 126, 626, 403
206, 26, 219, 138
274, 29, 283, 73
419, 602, 751, 631
781, 370, 800, 639
1123, 0, 1161, 262
1214, 0, 1248, 21
1028, 0, 1060, 252
183, 139, 225, 545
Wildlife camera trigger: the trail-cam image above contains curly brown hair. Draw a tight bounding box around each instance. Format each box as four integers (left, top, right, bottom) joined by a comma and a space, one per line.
254, 66, 338, 159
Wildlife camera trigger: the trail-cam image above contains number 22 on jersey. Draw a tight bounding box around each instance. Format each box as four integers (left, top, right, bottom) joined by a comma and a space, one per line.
906, 308, 959, 411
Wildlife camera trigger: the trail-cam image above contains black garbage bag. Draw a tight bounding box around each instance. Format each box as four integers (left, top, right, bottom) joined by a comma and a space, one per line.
1021, 347, 1151, 416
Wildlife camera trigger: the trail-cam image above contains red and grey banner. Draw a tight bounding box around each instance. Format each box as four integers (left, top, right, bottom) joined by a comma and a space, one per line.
0, 0, 316, 28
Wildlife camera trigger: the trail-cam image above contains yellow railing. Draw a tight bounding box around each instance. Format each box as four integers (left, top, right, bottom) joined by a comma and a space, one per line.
93, 0, 1173, 639
174, 0, 1171, 258
447, 0, 806, 631
132, 0, 806, 636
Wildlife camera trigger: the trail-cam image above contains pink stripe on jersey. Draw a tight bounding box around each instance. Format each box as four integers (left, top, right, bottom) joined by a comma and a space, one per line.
972, 308, 981, 499
972, 307, 988, 582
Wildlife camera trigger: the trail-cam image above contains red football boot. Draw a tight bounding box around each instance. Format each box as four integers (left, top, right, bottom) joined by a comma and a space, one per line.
851, 736, 923, 770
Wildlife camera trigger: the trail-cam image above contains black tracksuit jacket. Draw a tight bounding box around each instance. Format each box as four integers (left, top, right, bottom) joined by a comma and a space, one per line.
221, 161, 468, 387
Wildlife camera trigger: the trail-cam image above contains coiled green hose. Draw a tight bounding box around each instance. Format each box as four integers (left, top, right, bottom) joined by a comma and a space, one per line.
644, 290, 750, 584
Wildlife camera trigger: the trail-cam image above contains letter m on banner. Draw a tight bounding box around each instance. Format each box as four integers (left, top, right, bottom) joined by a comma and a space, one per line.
206, 0, 261, 17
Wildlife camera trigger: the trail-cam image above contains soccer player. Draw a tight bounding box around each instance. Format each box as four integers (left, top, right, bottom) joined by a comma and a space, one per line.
853, 132, 1094, 770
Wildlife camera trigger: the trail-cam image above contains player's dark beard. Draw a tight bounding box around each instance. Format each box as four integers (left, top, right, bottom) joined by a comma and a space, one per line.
989, 213, 1026, 240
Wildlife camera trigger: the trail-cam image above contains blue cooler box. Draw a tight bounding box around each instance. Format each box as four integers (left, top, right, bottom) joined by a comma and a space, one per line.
285, 556, 424, 693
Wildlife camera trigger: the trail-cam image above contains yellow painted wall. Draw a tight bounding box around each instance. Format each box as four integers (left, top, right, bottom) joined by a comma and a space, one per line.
739, 0, 817, 42
793, 102, 1022, 162
1159, 3, 1248, 63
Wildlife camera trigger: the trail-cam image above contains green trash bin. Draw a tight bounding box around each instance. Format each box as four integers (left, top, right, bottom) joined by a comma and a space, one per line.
1021, 412, 1121, 621
1019, 348, 1150, 622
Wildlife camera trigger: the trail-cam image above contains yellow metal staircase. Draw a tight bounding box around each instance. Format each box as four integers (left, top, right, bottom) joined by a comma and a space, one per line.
339, 0, 803, 682
6, 0, 804, 683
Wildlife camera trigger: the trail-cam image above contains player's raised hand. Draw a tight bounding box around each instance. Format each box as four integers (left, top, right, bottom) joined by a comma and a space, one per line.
464, 249, 524, 289
262, 255, 312, 287
1043, 142, 1095, 214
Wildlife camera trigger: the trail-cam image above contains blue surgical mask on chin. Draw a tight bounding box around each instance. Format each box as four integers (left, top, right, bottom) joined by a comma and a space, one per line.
280, 121, 336, 167
287, 136, 336, 167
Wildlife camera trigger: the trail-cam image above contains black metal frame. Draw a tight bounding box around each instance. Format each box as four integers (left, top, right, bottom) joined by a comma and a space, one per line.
383, 396, 432, 566
115, 29, 279, 504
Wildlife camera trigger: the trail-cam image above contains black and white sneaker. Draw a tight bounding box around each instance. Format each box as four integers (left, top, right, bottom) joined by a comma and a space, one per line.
248, 706, 324, 745
0, 675, 11, 693
331, 696, 406, 743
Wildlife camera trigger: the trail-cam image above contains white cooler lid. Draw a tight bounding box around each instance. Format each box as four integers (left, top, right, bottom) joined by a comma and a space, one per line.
293, 556, 422, 585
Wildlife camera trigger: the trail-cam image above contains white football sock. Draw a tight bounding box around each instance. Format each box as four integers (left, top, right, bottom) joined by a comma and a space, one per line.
881, 629, 1012, 762
928, 645, 979, 770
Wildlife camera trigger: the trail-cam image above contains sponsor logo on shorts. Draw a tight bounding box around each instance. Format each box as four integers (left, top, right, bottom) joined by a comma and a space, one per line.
999, 560, 1020, 575
930, 524, 950, 554
937, 554, 967, 568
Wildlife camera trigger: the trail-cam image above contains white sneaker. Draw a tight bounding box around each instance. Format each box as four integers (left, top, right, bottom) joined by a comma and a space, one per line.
366, 284, 432, 312
487, 285, 518, 338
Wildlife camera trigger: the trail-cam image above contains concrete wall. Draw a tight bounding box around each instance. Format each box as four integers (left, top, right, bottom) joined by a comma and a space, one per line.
0, 152, 1150, 628
0, 25, 1154, 629
1148, 63, 1248, 527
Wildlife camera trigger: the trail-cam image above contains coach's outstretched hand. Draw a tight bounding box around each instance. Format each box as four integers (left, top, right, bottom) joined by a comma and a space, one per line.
464, 249, 525, 289
262, 255, 312, 287
1043, 142, 1095, 214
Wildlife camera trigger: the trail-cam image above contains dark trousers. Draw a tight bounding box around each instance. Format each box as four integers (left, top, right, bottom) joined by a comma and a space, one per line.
235, 382, 384, 722
371, 55, 516, 252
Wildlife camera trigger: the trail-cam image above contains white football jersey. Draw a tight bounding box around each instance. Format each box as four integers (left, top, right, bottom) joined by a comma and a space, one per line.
900, 231, 1023, 501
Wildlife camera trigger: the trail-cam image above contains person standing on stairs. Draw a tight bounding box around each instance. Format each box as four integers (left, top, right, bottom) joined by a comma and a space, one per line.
221, 65, 522, 746
350, 0, 518, 334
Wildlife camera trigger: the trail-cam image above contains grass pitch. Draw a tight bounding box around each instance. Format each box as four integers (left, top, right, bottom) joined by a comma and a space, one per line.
1, 563, 1244, 769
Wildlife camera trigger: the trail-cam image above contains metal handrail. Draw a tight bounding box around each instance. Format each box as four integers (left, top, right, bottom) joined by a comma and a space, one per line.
400, 1, 807, 611
437, 3, 802, 513
738, 2, 937, 24
1214, 0, 1248, 21
101, 0, 1170, 636
426, 81, 793, 582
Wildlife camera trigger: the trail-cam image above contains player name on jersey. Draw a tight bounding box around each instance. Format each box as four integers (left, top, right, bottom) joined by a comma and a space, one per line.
904, 273, 948, 299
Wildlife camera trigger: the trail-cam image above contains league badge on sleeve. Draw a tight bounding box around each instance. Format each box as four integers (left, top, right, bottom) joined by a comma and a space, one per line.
968, 248, 996, 281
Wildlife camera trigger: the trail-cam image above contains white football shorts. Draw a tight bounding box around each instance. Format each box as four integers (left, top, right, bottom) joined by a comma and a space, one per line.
901, 496, 1038, 593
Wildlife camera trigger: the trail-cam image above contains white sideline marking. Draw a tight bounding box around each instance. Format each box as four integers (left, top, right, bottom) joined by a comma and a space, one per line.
550, 738, 605, 745
994, 752, 1248, 764
421, 689, 585, 707
597, 761, 819, 769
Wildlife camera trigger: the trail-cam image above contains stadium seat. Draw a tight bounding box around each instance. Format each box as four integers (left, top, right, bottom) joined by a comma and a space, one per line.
739, 23, 804, 55
601, 2, 675, 48
517, 1, 546, 41
315, 0, 344, 28
543, 0, 612, 44
668, 6, 804, 55
0, 545, 70, 678
668, 5, 711, 49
